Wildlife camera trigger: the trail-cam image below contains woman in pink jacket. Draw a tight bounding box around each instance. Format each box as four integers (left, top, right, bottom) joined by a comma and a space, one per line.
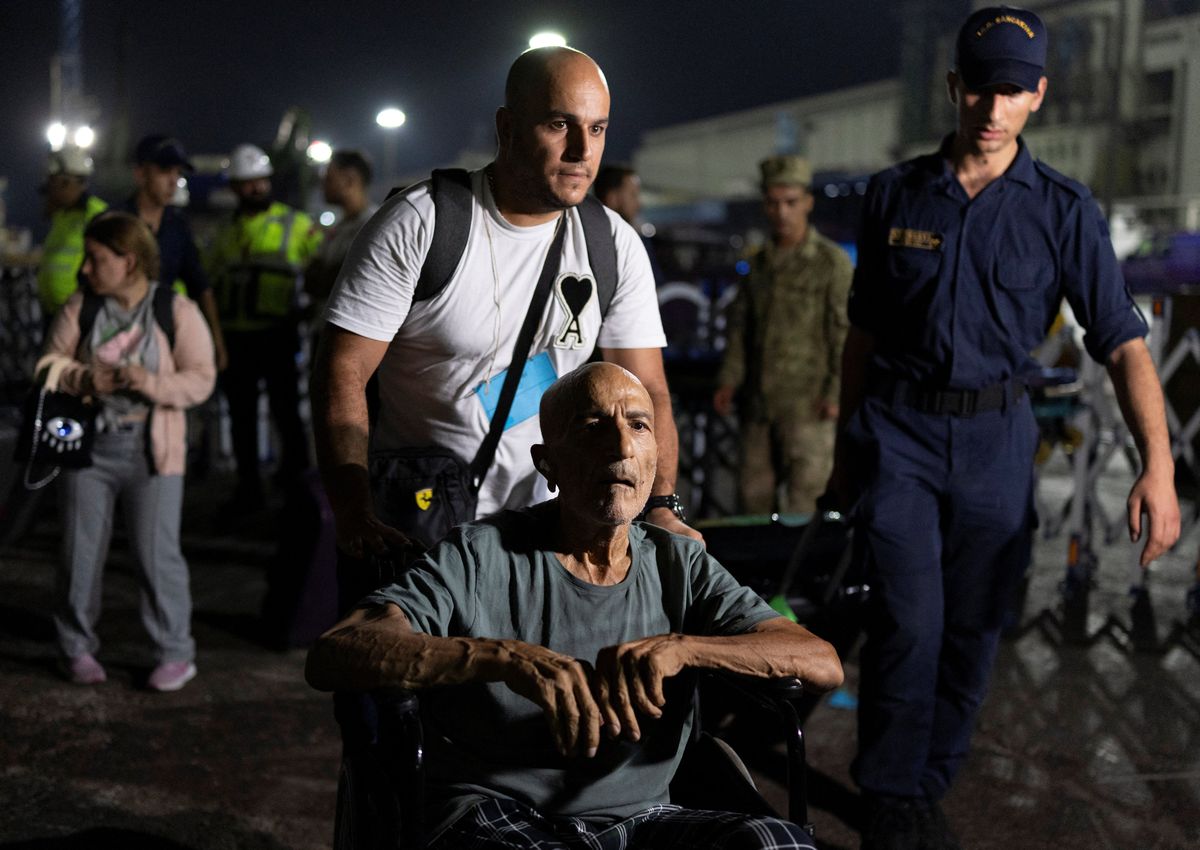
41, 211, 215, 691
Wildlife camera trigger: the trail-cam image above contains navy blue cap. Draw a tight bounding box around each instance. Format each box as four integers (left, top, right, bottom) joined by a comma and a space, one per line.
134, 134, 194, 172
956, 6, 1047, 92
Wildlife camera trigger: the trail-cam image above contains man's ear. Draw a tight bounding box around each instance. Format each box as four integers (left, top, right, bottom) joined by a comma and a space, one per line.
946, 70, 959, 105
1029, 76, 1048, 113
530, 445, 556, 491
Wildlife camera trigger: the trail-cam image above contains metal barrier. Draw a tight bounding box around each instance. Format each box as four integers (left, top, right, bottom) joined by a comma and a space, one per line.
1024, 291, 1199, 654
0, 263, 43, 405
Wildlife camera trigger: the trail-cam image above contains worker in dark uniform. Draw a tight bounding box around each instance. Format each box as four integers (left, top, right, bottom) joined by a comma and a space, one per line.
826, 8, 1181, 850
120, 134, 228, 371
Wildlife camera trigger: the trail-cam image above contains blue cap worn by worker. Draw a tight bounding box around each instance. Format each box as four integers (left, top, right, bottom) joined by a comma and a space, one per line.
134, 134, 195, 172
955, 5, 1048, 92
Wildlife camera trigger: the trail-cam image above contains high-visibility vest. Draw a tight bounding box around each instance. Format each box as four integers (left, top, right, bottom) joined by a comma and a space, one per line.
209, 201, 321, 331
36, 194, 109, 314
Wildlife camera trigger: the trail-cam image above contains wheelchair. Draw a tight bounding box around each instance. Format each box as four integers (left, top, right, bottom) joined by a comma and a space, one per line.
330, 509, 860, 849
332, 673, 813, 850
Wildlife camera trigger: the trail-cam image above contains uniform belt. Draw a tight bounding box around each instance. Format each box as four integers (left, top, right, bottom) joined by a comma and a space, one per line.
870, 376, 1025, 416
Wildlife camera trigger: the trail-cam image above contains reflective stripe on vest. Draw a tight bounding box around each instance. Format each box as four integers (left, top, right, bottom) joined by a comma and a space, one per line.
216, 203, 303, 329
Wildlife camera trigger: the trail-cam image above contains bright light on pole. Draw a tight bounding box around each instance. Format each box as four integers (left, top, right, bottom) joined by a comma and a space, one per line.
376, 108, 406, 185
376, 108, 406, 129
528, 31, 567, 49
307, 140, 332, 163
73, 125, 95, 149
47, 122, 67, 150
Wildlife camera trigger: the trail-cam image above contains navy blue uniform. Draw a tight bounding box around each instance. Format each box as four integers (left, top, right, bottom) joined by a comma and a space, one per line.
844, 136, 1145, 800
118, 197, 211, 298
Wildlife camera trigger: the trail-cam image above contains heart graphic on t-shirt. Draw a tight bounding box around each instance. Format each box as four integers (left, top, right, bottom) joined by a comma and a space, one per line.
554, 274, 594, 350
560, 276, 593, 317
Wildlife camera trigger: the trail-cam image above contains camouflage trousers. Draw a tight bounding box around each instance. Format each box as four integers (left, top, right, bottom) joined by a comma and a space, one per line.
739, 416, 835, 515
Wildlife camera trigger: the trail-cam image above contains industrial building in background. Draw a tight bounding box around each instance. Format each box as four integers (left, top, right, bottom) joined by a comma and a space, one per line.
634, 0, 1200, 237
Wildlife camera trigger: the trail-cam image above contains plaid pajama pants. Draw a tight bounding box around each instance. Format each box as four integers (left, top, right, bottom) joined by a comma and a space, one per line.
429, 798, 816, 850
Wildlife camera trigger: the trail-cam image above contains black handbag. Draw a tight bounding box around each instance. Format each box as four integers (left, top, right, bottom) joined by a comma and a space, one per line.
16, 360, 98, 489
368, 213, 568, 552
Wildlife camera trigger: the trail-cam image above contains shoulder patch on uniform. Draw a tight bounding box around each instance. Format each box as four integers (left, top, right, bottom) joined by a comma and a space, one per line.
1033, 160, 1091, 200
888, 228, 943, 251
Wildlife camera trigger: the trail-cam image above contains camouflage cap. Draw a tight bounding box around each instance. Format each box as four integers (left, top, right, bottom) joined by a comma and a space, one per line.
760, 155, 812, 189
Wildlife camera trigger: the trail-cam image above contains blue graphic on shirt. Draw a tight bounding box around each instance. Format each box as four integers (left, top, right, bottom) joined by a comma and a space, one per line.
474, 351, 559, 431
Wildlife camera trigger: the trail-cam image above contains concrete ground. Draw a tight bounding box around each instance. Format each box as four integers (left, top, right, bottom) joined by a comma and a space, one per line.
1, 453, 1198, 849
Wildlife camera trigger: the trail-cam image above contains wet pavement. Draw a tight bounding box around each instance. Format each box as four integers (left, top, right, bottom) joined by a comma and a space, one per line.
1, 455, 1198, 849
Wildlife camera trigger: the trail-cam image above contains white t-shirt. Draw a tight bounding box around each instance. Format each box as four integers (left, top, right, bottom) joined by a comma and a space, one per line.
325, 169, 666, 516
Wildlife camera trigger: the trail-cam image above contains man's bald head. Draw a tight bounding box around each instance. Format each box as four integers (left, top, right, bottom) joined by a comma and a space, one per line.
504, 46, 608, 112
534, 362, 657, 527
493, 47, 610, 217
540, 362, 649, 445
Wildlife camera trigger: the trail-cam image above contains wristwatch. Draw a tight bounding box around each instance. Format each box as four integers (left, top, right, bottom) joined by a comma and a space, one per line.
642, 494, 687, 524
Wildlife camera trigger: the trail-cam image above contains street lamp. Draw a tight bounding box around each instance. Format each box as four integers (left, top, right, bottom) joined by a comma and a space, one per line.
529, 31, 567, 49
46, 122, 96, 151
376, 108, 406, 129
46, 122, 68, 150
307, 139, 332, 164
376, 107, 406, 184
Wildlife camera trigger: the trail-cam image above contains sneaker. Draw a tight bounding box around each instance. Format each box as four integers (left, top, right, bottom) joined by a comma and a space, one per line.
64, 654, 107, 685
861, 796, 922, 850
916, 799, 962, 850
147, 660, 197, 692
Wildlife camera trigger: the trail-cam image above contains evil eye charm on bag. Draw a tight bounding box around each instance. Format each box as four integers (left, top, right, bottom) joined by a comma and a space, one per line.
42, 415, 88, 454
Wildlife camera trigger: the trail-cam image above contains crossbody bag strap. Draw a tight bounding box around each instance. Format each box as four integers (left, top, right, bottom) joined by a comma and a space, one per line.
468, 213, 567, 491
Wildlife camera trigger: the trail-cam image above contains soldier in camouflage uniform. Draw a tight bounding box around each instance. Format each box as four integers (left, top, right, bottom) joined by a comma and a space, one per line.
714, 155, 852, 514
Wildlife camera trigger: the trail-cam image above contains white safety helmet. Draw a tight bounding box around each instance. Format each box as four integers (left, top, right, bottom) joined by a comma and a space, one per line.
47, 145, 94, 178
227, 143, 274, 181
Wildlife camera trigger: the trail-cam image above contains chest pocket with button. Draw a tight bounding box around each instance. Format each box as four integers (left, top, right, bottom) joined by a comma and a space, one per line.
992, 252, 1057, 346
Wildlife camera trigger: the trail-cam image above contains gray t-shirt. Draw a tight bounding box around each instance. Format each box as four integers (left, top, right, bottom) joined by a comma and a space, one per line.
364, 503, 779, 836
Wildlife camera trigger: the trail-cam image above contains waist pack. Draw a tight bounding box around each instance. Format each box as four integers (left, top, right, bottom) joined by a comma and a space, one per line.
369, 448, 477, 551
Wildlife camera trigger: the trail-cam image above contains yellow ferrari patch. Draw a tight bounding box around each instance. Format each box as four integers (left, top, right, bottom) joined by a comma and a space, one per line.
888, 228, 943, 251
415, 488, 433, 511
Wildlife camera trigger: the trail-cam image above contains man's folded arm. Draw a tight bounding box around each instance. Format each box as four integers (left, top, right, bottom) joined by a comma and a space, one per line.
305, 603, 509, 693
305, 602, 606, 757
591, 617, 843, 743
679, 617, 844, 692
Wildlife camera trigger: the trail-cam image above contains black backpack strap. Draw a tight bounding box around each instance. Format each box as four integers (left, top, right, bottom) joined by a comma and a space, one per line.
414, 168, 474, 303
79, 284, 176, 352
576, 194, 618, 317
77, 289, 103, 345
152, 284, 177, 349
468, 214, 568, 491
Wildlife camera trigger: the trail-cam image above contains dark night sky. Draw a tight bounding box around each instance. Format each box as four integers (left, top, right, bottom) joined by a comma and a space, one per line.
1, 0, 906, 229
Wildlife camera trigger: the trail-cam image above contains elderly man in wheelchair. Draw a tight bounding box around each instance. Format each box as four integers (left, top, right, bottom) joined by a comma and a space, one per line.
306, 362, 844, 849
